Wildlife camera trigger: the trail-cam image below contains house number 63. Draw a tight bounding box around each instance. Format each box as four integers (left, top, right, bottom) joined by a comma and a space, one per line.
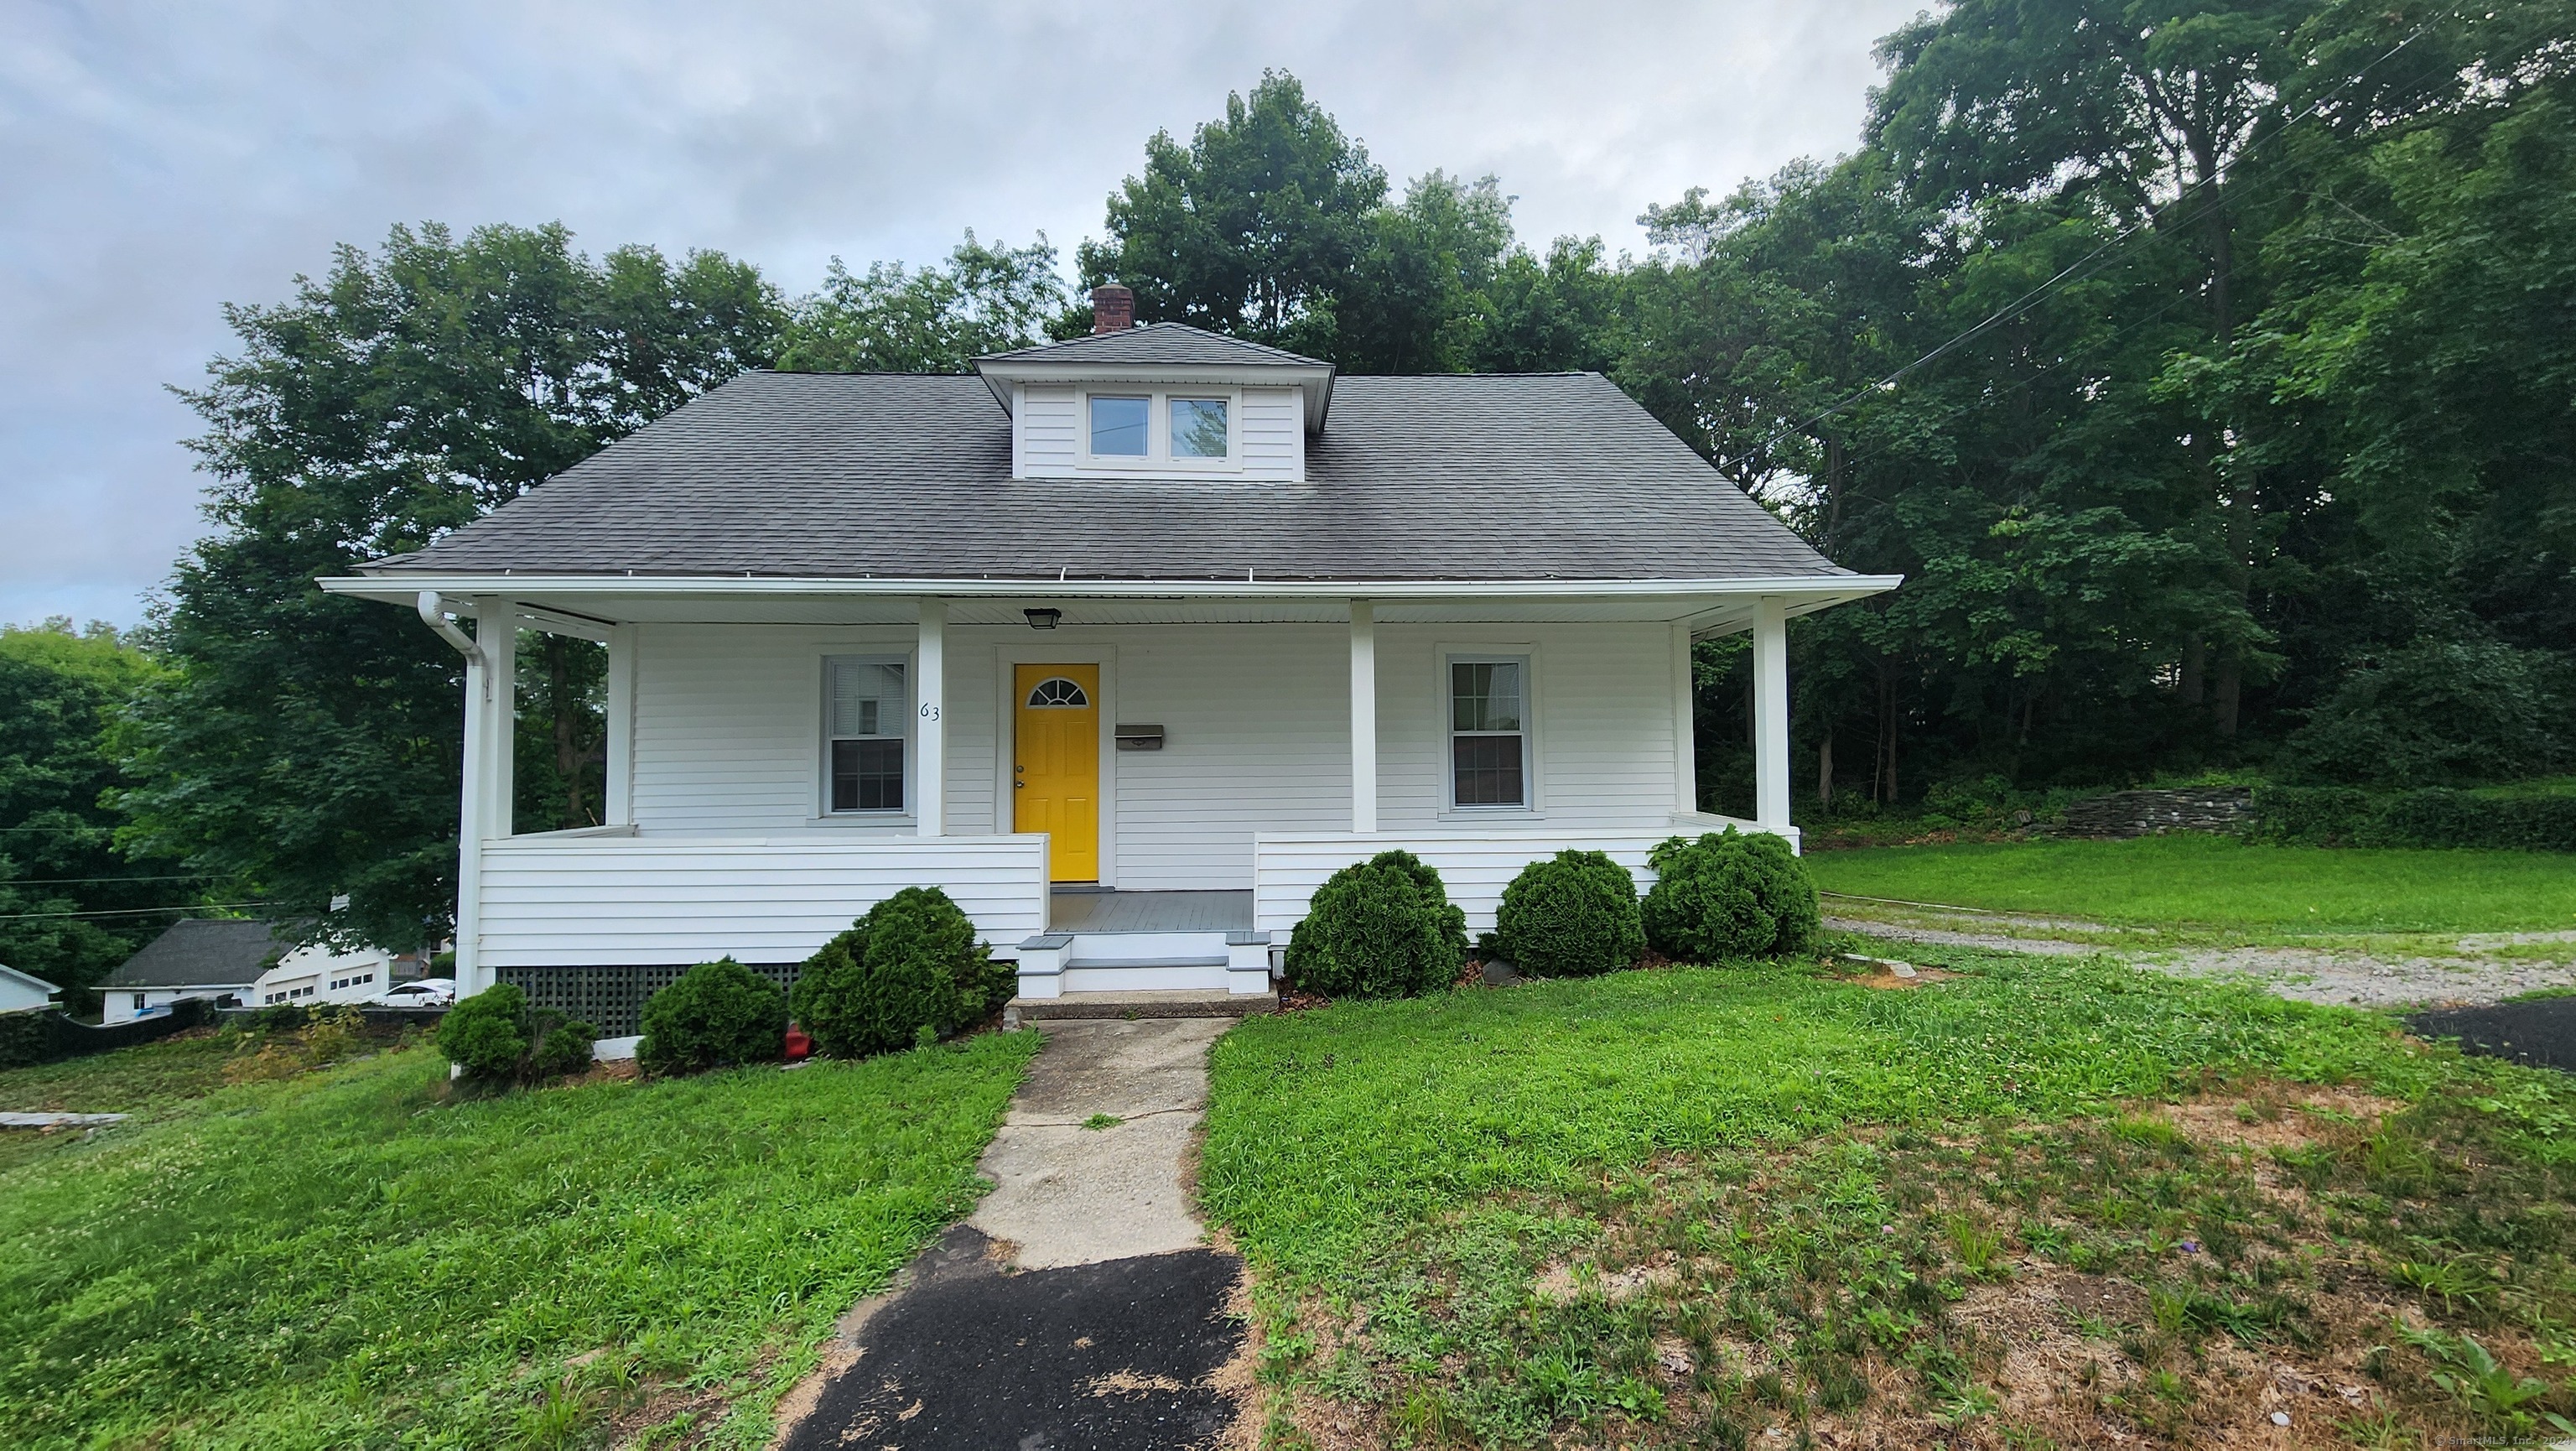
918, 704, 939, 721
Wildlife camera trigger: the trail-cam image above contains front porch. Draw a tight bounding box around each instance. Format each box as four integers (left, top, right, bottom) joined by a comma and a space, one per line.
388, 580, 1866, 1024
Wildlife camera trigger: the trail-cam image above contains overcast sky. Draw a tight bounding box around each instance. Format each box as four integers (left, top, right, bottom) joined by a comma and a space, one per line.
1, 1, 1918, 629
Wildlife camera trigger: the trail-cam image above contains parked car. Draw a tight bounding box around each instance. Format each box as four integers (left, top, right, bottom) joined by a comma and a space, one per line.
370, 978, 456, 1008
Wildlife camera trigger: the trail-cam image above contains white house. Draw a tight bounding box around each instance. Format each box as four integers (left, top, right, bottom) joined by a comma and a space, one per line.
319, 289, 1898, 1034
96, 919, 396, 1024
0, 964, 60, 1015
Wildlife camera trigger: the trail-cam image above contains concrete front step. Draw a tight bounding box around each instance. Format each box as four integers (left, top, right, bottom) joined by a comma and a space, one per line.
1005, 990, 1279, 1025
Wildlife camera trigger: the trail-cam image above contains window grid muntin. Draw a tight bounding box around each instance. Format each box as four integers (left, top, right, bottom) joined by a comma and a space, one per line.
1025, 676, 1090, 708
825, 655, 909, 814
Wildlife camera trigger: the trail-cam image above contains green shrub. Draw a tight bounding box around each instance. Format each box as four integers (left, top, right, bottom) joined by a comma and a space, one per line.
791, 887, 994, 1058
1285, 849, 1469, 998
637, 958, 788, 1075
434, 983, 596, 1087
1494, 850, 1644, 978
2277, 638, 2568, 788
1643, 828, 1821, 961
2251, 784, 2576, 851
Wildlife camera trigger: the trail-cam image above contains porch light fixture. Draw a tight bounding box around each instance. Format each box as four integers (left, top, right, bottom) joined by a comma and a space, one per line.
1024, 608, 1062, 630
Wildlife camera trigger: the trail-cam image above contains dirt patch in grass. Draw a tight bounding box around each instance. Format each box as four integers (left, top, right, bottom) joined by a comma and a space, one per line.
1249, 1080, 2576, 1449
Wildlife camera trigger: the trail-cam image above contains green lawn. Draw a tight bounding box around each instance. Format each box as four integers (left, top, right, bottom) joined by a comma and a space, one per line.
0, 1030, 248, 1114
1802, 833, 2576, 934
0, 1032, 1039, 1449
1202, 950, 2576, 1446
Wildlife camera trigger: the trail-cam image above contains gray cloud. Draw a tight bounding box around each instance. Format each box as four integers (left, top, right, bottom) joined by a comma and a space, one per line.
0, 0, 1914, 627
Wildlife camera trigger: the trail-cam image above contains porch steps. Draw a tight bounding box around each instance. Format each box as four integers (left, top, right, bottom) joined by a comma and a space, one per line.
1012, 926, 1275, 1001
1004, 990, 1277, 1026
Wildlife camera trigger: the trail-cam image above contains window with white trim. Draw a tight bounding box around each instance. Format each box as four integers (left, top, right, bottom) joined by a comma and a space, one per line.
825, 657, 909, 813
1078, 387, 1238, 469
1448, 656, 1530, 808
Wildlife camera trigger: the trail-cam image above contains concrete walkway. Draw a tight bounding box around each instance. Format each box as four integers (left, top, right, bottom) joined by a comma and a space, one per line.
970, 1017, 1230, 1269
776, 1018, 1245, 1450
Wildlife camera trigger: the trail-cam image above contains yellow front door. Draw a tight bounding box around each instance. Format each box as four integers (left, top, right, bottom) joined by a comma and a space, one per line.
1014, 664, 1100, 882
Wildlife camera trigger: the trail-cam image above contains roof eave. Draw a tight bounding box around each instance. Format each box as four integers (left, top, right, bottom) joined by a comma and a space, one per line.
322, 571, 1902, 606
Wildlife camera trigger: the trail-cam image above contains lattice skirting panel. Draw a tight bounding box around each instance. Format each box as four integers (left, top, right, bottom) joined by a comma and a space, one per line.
497, 963, 803, 1038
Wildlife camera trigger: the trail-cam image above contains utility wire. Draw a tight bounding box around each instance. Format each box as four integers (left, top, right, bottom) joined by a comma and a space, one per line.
0, 900, 274, 923
1750, 8, 2452, 455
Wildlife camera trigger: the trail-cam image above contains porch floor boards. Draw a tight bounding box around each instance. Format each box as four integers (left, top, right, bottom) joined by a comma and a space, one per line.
1048, 888, 1254, 935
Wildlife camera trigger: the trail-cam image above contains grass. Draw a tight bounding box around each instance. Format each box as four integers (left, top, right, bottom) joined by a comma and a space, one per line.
1800, 834, 2576, 935
0, 1031, 1041, 1449
0, 1030, 251, 1113
1202, 946, 2576, 1447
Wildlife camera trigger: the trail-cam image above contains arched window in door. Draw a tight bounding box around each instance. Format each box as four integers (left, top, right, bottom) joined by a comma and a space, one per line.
1025, 677, 1090, 709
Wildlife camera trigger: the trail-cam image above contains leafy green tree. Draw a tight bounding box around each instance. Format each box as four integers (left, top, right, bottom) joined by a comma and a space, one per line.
0, 621, 172, 1005
119, 223, 782, 953
774, 232, 1066, 372
1076, 70, 1388, 344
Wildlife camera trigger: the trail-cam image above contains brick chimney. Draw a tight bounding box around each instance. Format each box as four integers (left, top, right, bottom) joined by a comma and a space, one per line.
1090, 283, 1135, 334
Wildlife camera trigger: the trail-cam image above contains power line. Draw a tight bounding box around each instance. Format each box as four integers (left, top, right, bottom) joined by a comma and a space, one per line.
2, 875, 216, 887
1752, 8, 2453, 455
0, 901, 274, 923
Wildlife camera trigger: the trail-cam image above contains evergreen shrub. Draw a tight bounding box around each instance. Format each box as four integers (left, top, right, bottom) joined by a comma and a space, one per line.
638, 957, 789, 1075
435, 983, 596, 1087
1284, 849, 1469, 998
1642, 828, 1822, 961
791, 887, 995, 1058
1494, 850, 1644, 977
2251, 785, 2576, 851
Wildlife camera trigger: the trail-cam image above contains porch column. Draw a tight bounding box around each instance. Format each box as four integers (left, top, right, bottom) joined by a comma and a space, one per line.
915, 598, 945, 836
1349, 598, 1378, 834
1752, 595, 1790, 832
1671, 621, 1698, 813
456, 599, 515, 997
603, 623, 636, 827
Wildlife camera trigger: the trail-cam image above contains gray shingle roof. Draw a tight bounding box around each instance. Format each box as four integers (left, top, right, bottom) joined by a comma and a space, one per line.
977, 322, 1327, 367
362, 371, 1848, 583
99, 919, 290, 990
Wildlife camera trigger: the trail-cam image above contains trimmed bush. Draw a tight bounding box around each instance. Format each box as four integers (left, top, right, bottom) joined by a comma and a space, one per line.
434, 983, 596, 1087
1284, 849, 1469, 998
2251, 784, 2576, 851
1494, 849, 1644, 978
1643, 828, 1822, 961
638, 957, 789, 1075
791, 887, 994, 1058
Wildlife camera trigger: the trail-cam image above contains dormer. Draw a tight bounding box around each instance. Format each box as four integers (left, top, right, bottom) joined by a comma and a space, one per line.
974, 287, 1334, 483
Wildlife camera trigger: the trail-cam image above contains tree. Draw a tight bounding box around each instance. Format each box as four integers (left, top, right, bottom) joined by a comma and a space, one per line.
1076, 70, 1387, 344
0, 621, 172, 1006
119, 224, 782, 952
774, 232, 1066, 372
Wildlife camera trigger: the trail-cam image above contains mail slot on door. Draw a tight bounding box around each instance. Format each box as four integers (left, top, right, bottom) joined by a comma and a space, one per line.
1114, 723, 1166, 751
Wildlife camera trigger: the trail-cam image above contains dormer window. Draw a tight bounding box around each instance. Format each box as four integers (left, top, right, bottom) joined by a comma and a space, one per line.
1076, 386, 1239, 470
1088, 395, 1149, 455
1171, 398, 1228, 457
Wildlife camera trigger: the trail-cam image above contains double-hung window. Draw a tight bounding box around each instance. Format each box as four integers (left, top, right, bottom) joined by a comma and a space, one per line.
1448, 657, 1530, 809
825, 657, 908, 813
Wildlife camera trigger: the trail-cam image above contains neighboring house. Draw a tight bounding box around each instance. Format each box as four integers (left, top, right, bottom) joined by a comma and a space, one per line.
97, 919, 396, 1025
319, 289, 1898, 1025
0, 965, 61, 1014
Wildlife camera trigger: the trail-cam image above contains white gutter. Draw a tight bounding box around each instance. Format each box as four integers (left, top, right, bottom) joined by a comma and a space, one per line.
336, 573, 1903, 604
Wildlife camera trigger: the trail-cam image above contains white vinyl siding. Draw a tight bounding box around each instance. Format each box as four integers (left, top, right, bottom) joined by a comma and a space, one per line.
624, 621, 1682, 890
1237, 387, 1302, 476
477, 835, 1049, 968
1018, 385, 1079, 472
